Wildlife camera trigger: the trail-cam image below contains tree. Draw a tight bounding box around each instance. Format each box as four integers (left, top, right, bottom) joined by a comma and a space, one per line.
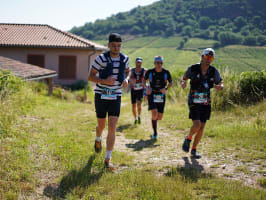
218, 32, 243, 46
182, 25, 192, 37
257, 35, 266, 46
199, 16, 211, 29
243, 35, 257, 46
234, 16, 246, 30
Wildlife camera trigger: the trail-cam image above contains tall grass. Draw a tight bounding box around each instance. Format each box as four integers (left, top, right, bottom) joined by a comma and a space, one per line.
167, 68, 265, 110
0, 71, 36, 136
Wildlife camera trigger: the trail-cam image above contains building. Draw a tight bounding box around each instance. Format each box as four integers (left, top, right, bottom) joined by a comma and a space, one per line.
0, 23, 108, 85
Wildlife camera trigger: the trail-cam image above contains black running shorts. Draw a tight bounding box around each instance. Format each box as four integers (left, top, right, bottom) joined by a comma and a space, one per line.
189, 104, 211, 123
95, 93, 121, 118
148, 93, 166, 113
131, 89, 144, 104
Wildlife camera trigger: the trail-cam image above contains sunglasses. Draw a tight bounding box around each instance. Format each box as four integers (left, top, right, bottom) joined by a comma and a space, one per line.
205, 55, 214, 61
155, 62, 163, 65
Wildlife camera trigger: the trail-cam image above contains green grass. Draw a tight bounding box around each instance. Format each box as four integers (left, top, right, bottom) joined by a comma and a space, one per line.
99, 36, 266, 73
1, 78, 265, 199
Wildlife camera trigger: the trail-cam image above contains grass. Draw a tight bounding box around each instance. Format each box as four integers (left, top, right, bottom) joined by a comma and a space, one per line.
95, 36, 266, 73
1, 75, 265, 199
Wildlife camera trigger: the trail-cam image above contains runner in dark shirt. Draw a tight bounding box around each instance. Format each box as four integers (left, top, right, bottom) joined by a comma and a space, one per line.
144, 56, 172, 139
129, 57, 146, 124
181, 48, 224, 159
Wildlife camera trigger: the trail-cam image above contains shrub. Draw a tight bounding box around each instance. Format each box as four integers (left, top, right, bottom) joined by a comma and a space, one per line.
0, 71, 36, 136
239, 71, 266, 104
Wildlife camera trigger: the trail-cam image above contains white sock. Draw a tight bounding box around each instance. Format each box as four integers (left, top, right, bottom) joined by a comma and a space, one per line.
95, 136, 102, 142
138, 115, 141, 118
105, 150, 112, 159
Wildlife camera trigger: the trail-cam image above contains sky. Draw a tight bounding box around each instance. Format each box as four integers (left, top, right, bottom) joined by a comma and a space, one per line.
1, 0, 159, 31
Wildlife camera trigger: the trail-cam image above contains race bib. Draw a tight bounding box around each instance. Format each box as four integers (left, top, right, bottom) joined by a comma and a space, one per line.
153, 94, 164, 103
101, 88, 117, 100
193, 92, 207, 104
134, 83, 143, 90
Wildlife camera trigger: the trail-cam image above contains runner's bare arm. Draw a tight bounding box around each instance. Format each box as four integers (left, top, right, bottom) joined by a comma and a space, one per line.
88, 68, 115, 85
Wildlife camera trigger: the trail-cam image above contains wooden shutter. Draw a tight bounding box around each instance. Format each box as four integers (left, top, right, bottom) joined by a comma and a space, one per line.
27, 55, 45, 68
59, 56, 77, 79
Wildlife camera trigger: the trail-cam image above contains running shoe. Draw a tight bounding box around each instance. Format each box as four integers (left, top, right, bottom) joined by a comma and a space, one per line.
104, 158, 115, 171
182, 136, 191, 152
138, 116, 141, 124
152, 134, 157, 140
94, 140, 102, 153
134, 120, 138, 125
191, 149, 201, 159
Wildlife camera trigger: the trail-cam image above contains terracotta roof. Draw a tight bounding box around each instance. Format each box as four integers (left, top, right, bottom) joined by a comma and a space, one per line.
0, 56, 57, 80
0, 23, 107, 50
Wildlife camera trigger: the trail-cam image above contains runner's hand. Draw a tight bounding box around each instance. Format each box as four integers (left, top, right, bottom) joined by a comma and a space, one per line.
160, 88, 167, 94
103, 76, 116, 85
146, 87, 152, 95
122, 79, 128, 88
215, 84, 223, 91
181, 80, 187, 89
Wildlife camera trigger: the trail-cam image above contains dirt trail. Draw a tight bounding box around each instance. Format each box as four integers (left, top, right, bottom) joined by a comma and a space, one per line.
111, 102, 265, 189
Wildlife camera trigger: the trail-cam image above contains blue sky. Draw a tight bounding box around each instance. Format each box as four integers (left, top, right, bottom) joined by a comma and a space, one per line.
1, 0, 159, 31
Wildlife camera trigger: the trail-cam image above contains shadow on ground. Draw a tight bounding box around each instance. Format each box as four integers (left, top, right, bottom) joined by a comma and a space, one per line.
43, 154, 103, 199
165, 156, 212, 182
116, 123, 133, 132
126, 138, 160, 151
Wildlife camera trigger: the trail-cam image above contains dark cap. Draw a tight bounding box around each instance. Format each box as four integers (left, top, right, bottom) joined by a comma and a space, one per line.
135, 57, 143, 62
109, 33, 122, 43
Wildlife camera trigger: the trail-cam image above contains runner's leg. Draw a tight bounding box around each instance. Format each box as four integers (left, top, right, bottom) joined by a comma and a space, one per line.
151, 109, 158, 136
132, 103, 137, 120
96, 118, 106, 140
106, 116, 118, 156
192, 122, 206, 149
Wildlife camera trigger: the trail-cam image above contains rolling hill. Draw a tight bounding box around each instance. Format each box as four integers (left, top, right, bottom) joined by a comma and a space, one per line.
71, 0, 266, 46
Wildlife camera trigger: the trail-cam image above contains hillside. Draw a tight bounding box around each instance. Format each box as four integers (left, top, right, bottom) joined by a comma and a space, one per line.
0, 73, 265, 199
96, 36, 266, 73
71, 0, 266, 46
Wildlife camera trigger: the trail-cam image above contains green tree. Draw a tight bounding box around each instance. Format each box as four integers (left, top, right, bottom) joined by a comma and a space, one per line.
243, 35, 257, 46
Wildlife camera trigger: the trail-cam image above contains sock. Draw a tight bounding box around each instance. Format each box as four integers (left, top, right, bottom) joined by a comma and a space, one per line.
192, 146, 196, 150
105, 150, 112, 160
187, 135, 192, 140
152, 120, 157, 136
138, 115, 141, 118
95, 136, 102, 142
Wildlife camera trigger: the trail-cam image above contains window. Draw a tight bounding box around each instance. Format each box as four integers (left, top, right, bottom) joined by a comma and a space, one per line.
27, 55, 45, 68
59, 56, 77, 79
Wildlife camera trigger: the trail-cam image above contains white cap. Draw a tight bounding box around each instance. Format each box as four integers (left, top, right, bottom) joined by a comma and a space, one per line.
202, 48, 215, 57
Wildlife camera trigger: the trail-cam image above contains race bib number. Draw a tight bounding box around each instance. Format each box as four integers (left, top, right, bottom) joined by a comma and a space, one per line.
153, 94, 164, 103
101, 88, 117, 100
193, 92, 207, 104
134, 83, 143, 90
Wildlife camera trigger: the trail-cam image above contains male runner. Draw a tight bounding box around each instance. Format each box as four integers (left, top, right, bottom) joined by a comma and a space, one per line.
129, 57, 146, 124
181, 48, 224, 159
144, 56, 172, 139
88, 33, 130, 169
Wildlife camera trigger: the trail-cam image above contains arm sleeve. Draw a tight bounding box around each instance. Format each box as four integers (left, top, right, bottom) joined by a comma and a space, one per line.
214, 69, 222, 84
125, 56, 130, 70
91, 55, 104, 72
184, 66, 192, 79
144, 70, 150, 80
167, 71, 172, 83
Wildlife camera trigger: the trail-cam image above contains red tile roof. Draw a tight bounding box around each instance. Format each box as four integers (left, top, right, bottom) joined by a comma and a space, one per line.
0, 23, 107, 50
0, 56, 57, 80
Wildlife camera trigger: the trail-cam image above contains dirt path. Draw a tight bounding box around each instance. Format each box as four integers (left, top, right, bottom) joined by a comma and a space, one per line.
112, 102, 265, 189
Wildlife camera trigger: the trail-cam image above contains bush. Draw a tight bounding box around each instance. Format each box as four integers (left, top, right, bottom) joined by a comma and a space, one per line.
218, 32, 243, 46
0, 71, 36, 136
239, 71, 266, 104
243, 35, 257, 46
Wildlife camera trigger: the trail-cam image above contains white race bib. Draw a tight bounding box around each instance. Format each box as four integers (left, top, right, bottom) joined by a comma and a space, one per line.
134, 83, 143, 90
101, 88, 117, 100
193, 92, 207, 104
153, 94, 164, 103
